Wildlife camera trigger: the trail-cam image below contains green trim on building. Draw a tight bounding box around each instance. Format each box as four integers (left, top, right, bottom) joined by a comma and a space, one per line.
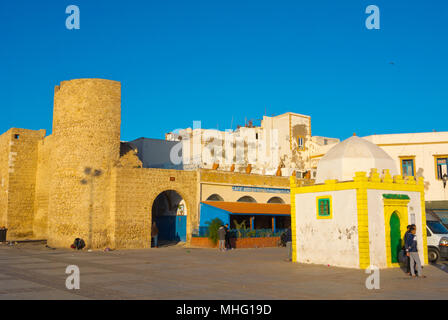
382, 194, 410, 200
318, 198, 330, 217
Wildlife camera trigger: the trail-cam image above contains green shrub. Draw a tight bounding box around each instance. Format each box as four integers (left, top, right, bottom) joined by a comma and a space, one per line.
205, 218, 223, 245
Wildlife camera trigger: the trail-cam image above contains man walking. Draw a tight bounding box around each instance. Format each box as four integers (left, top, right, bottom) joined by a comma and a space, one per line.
405, 225, 426, 278
218, 225, 226, 252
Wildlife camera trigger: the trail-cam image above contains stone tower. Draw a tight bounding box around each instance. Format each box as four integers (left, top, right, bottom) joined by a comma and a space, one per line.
47, 79, 121, 248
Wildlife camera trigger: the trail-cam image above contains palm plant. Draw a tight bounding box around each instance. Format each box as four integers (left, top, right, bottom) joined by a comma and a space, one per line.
233, 219, 247, 238
205, 218, 223, 245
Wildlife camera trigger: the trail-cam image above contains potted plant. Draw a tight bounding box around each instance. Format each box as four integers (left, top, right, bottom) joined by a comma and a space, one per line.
205, 218, 223, 245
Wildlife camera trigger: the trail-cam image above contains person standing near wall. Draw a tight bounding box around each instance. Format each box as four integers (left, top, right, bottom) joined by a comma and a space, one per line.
218, 225, 226, 252
285, 227, 292, 262
224, 223, 232, 250
405, 225, 426, 278
403, 225, 412, 274
151, 222, 159, 248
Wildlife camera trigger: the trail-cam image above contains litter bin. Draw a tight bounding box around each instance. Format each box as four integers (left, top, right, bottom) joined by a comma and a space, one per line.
0, 228, 7, 242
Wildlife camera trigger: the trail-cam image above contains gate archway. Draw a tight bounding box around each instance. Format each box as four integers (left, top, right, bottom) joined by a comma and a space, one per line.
151, 190, 187, 244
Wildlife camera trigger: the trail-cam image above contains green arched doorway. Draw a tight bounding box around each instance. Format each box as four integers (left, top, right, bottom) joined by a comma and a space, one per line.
390, 211, 401, 263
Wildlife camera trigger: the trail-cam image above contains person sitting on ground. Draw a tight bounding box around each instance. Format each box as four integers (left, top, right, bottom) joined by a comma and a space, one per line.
72, 238, 85, 250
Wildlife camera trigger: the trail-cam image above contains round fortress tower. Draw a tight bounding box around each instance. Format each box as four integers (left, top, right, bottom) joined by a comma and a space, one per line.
48, 79, 121, 248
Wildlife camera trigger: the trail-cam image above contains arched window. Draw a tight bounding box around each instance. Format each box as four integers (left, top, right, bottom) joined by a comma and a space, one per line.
237, 196, 257, 203
267, 197, 285, 204
206, 194, 224, 201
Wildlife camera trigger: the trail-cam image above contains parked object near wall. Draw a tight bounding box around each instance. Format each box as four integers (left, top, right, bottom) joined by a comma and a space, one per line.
0, 227, 7, 242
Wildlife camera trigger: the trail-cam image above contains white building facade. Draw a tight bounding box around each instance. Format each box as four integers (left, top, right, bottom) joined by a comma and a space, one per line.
166, 112, 339, 177
311, 132, 448, 205
363, 132, 448, 203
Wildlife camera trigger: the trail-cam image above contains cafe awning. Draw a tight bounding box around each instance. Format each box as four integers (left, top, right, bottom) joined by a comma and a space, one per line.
202, 201, 291, 216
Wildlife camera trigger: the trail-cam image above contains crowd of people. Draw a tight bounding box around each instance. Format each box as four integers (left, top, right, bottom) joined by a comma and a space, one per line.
217, 224, 233, 251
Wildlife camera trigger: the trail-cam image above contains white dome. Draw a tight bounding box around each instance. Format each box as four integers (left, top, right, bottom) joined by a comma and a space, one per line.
315, 136, 398, 183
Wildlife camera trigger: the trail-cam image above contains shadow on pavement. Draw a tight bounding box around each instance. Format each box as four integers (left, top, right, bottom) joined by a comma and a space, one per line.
430, 260, 448, 274
154, 240, 184, 248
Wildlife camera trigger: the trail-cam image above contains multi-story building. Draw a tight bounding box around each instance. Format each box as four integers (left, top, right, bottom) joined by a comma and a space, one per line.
363, 132, 448, 224
310, 132, 448, 224
363, 132, 448, 202
165, 112, 339, 178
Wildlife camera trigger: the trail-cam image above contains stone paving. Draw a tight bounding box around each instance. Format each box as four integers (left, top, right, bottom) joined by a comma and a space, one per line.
0, 242, 447, 300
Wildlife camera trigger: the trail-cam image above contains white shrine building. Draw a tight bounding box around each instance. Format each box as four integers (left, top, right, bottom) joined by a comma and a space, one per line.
290, 136, 428, 269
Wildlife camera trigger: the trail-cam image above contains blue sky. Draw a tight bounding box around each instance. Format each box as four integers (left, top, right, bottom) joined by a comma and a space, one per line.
0, 0, 446, 141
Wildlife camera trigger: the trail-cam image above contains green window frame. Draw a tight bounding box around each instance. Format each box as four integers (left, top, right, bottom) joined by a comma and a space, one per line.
317, 198, 331, 217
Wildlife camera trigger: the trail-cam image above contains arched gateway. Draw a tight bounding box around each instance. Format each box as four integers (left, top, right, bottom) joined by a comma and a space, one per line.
152, 190, 188, 243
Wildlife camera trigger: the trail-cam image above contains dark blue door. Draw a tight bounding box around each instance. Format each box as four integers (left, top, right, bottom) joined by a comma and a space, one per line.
155, 215, 186, 242
176, 215, 187, 242
156, 216, 175, 241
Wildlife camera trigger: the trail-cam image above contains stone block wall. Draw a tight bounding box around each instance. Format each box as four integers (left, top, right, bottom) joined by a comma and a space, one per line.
0, 128, 45, 238
199, 169, 289, 187
33, 134, 54, 239
0, 130, 11, 229
47, 79, 121, 248
110, 167, 198, 248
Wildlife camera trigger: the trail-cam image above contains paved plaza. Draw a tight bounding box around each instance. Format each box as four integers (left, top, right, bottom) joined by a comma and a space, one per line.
0, 242, 447, 300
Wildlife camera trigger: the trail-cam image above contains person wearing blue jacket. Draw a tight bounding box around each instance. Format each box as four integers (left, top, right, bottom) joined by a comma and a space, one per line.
405, 225, 426, 278
403, 224, 414, 275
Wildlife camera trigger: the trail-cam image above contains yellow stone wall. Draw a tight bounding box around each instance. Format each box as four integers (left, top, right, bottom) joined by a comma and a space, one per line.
0, 78, 293, 248
0, 128, 45, 238
33, 134, 54, 239
200, 169, 289, 187
110, 168, 198, 248
47, 79, 121, 248
0, 130, 11, 229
